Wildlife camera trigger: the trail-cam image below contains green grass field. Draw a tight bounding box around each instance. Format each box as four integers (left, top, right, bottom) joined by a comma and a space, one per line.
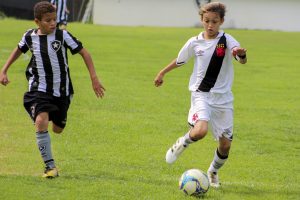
0, 18, 299, 200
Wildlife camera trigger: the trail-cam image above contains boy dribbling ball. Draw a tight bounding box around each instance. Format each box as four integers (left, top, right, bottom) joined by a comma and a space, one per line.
154, 2, 247, 188
0, 1, 105, 178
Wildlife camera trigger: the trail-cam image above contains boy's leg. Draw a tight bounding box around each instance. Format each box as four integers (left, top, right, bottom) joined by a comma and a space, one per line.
35, 112, 58, 178
165, 120, 208, 164
207, 100, 233, 187
207, 136, 231, 188
166, 92, 210, 164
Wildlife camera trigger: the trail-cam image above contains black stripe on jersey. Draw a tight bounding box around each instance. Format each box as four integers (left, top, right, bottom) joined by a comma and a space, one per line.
39, 36, 54, 94
197, 33, 227, 92
26, 56, 38, 91
55, 30, 67, 96
67, 67, 74, 95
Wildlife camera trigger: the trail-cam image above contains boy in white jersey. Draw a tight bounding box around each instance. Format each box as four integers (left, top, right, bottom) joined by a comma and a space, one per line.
154, 2, 247, 188
0, 1, 105, 178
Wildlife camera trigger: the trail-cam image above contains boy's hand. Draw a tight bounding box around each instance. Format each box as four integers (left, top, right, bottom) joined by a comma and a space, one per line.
0, 72, 10, 86
154, 73, 164, 87
92, 77, 105, 98
232, 47, 247, 57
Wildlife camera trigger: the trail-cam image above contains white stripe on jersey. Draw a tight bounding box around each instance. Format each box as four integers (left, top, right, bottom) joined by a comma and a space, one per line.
31, 35, 47, 93
47, 33, 61, 97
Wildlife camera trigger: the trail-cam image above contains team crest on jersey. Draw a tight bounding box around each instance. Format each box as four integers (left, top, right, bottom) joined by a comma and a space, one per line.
192, 113, 199, 122
51, 40, 61, 52
216, 44, 226, 57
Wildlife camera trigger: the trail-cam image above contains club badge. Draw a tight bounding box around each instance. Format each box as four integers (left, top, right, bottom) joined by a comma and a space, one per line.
51, 40, 61, 52
216, 43, 226, 57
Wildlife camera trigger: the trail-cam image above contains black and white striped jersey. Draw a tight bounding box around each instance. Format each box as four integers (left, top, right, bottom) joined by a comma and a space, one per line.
18, 28, 83, 97
50, 0, 68, 24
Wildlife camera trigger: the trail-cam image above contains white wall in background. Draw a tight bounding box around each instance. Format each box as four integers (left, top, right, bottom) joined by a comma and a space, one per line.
93, 0, 300, 32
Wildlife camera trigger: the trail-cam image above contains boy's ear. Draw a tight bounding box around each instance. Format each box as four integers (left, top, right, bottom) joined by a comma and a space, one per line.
220, 18, 224, 25
34, 18, 40, 26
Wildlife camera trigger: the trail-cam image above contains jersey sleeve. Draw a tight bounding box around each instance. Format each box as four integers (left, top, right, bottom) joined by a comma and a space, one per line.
63, 31, 83, 55
18, 29, 32, 54
176, 37, 195, 66
225, 33, 240, 50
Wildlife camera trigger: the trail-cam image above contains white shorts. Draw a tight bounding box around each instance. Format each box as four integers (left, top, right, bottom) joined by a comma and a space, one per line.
188, 91, 234, 141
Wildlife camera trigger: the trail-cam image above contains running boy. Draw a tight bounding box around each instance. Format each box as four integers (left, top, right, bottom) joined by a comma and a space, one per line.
154, 2, 247, 187
0, 1, 105, 178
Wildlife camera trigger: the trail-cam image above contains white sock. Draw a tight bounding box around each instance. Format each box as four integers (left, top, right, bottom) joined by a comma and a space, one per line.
208, 149, 228, 173
183, 131, 195, 145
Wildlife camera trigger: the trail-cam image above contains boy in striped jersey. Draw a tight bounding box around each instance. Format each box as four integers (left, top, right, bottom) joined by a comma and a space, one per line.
154, 2, 247, 187
0, 1, 105, 178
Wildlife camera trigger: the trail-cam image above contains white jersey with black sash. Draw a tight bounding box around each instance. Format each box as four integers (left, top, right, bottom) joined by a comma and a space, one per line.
176, 31, 240, 94
18, 28, 83, 97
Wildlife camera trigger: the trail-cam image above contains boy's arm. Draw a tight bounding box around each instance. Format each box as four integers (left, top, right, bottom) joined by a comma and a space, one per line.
78, 48, 105, 98
154, 58, 180, 87
0, 47, 22, 86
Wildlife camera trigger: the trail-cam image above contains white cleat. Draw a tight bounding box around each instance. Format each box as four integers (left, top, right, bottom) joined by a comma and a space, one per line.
207, 170, 220, 188
165, 137, 188, 164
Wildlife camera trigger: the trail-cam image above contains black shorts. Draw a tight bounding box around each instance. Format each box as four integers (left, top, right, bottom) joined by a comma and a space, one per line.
24, 91, 71, 128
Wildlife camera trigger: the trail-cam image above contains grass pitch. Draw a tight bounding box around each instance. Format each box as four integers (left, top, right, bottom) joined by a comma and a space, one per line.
0, 19, 299, 200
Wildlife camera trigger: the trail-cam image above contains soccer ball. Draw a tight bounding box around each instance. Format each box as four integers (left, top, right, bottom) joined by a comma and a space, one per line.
179, 169, 210, 196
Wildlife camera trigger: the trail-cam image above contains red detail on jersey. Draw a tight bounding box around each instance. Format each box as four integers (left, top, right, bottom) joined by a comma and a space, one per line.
192, 113, 199, 122
216, 45, 226, 57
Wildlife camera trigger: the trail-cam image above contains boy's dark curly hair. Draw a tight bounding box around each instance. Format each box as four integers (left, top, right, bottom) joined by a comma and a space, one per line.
34, 1, 55, 20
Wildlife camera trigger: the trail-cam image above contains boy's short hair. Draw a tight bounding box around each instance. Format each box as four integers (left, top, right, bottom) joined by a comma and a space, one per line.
34, 1, 55, 20
199, 2, 226, 19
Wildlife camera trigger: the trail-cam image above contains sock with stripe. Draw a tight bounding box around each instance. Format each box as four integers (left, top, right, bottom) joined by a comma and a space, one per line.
208, 148, 228, 173
36, 131, 55, 169
183, 130, 198, 145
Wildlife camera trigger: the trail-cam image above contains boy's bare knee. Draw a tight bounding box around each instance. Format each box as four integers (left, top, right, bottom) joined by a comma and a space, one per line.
52, 125, 64, 134
35, 112, 49, 132
191, 125, 208, 140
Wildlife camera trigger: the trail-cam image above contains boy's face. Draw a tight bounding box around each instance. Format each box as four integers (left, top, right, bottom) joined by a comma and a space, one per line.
35, 12, 57, 34
201, 12, 224, 39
